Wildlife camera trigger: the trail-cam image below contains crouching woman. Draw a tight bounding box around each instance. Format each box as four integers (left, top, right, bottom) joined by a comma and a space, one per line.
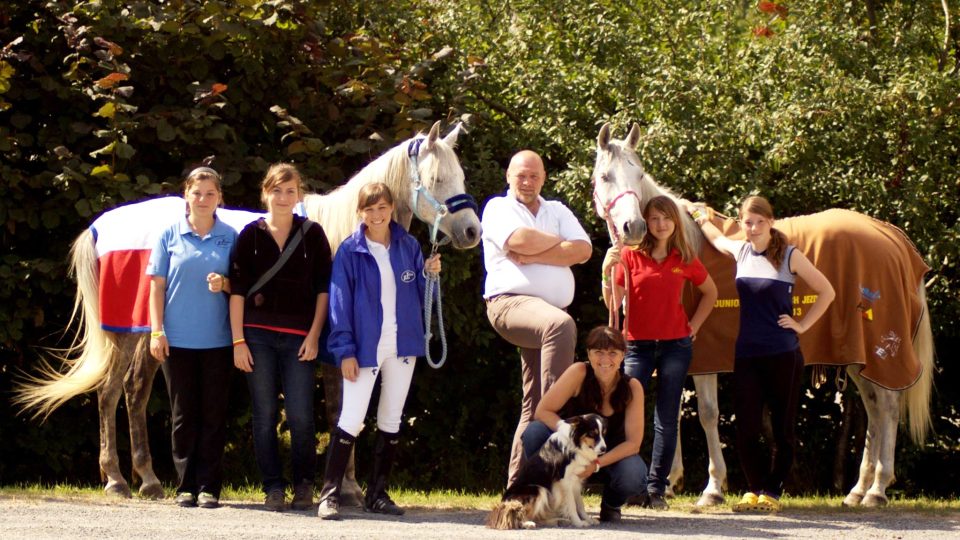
521, 325, 647, 522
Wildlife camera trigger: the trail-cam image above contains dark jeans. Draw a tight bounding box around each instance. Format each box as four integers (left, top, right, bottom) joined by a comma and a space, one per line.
244, 327, 317, 493
624, 336, 693, 496
521, 421, 647, 508
734, 348, 804, 498
161, 346, 233, 497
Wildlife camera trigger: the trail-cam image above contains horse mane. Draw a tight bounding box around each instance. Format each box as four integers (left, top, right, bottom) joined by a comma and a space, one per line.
305, 131, 461, 255
606, 138, 704, 254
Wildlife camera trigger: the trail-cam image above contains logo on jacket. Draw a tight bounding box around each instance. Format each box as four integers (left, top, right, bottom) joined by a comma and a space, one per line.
401, 270, 416, 283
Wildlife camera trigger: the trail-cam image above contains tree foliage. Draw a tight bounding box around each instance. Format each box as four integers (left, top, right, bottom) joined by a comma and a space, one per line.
1, 0, 958, 495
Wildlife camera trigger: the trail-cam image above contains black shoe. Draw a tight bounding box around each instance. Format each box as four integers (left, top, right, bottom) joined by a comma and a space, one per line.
175, 492, 197, 508
647, 492, 669, 510
599, 503, 622, 522
626, 492, 649, 507
291, 482, 314, 510
264, 489, 286, 512
364, 495, 405, 516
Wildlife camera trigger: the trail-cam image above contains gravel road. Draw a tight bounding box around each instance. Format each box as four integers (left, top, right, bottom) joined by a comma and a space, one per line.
2, 496, 958, 539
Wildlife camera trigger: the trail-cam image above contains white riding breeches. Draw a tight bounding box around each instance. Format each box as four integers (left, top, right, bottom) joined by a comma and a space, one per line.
337, 355, 417, 437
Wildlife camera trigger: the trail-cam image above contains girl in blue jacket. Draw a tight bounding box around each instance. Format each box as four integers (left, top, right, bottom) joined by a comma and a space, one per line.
318, 182, 441, 520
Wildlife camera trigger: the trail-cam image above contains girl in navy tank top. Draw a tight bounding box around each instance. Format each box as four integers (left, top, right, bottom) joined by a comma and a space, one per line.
690, 195, 834, 512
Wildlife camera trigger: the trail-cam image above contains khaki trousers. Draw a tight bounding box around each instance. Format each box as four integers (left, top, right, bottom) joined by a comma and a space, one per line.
485, 294, 576, 487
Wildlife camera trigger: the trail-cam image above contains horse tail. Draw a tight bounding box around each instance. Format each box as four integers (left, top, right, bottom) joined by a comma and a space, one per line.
13, 228, 117, 420
902, 282, 934, 445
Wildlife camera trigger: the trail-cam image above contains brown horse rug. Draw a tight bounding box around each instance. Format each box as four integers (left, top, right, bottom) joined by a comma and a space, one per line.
685, 209, 929, 390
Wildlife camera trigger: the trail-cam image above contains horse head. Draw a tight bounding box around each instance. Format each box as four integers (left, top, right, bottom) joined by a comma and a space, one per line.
407, 121, 482, 249
591, 122, 655, 246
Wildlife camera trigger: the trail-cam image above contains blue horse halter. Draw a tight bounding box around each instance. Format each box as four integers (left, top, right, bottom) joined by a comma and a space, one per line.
406, 137, 478, 246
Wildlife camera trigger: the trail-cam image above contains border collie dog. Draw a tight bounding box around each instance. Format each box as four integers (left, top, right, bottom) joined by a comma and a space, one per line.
487, 414, 607, 529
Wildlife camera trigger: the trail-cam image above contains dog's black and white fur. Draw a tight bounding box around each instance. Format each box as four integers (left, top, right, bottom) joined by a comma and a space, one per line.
487, 414, 608, 529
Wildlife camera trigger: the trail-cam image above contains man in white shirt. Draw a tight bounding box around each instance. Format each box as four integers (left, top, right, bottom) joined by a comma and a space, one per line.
481, 150, 592, 486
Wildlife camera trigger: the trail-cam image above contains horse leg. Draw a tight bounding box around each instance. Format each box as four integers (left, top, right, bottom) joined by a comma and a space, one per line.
862, 384, 898, 507
844, 366, 880, 507
322, 362, 363, 507
122, 335, 164, 499
666, 421, 683, 497
98, 347, 131, 498
693, 374, 726, 506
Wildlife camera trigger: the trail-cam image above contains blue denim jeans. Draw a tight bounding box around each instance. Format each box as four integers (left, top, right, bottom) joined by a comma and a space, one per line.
624, 336, 693, 496
521, 421, 647, 508
244, 327, 317, 493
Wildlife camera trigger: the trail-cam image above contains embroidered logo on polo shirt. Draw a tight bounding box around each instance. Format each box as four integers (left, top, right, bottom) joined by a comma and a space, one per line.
400, 270, 415, 283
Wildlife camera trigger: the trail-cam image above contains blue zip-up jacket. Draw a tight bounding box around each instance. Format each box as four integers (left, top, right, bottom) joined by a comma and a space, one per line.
328, 221, 428, 367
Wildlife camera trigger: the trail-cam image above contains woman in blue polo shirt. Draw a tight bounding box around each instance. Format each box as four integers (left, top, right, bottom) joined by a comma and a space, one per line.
601, 195, 717, 510
317, 182, 440, 520
147, 167, 236, 509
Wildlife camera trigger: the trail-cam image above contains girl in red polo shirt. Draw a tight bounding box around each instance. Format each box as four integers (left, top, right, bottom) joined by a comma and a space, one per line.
601, 195, 717, 509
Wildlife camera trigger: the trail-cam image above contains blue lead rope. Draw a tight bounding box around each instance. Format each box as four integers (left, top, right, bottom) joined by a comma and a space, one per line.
423, 250, 447, 368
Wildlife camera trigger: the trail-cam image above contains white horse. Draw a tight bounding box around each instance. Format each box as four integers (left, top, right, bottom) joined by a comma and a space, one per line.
15, 121, 481, 500
591, 122, 934, 507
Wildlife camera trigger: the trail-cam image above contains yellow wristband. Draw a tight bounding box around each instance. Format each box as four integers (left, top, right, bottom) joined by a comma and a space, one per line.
232, 338, 246, 346
150, 331, 164, 338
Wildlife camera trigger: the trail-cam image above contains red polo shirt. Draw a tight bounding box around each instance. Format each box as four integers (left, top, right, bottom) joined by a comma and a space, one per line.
614, 247, 708, 341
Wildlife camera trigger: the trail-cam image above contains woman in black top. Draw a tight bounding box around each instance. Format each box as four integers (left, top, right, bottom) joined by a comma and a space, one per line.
230, 163, 332, 512
521, 326, 647, 523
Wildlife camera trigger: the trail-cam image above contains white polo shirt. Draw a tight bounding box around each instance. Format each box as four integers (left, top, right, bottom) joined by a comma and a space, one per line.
481, 193, 591, 308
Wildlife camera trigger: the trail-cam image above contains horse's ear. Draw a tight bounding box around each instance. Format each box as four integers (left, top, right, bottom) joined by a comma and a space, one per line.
442, 122, 462, 148
424, 120, 442, 152
597, 122, 611, 150
625, 123, 641, 149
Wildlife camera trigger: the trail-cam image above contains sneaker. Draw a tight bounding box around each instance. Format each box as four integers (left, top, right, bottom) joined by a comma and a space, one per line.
756, 493, 781, 513
317, 496, 341, 520
599, 503, 622, 523
647, 492, 669, 510
364, 495, 404, 516
174, 492, 196, 508
264, 489, 286, 512
197, 491, 219, 509
292, 482, 314, 510
732, 492, 759, 512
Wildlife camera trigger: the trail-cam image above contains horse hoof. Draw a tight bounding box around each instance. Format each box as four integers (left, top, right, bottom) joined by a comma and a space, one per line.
696, 492, 725, 507
138, 483, 165, 500
862, 493, 888, 507
340, 481, 364, 507
842, 493, 863, 507
104, 482, 132, 498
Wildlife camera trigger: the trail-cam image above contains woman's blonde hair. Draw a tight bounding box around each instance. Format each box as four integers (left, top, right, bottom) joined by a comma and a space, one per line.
638, 195, 695, 263
260, 163, 304, 206
740, 195, 788, 268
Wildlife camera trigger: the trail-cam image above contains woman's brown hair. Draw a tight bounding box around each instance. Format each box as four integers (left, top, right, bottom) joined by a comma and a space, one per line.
182, 166, 224, 208
740, 195, 788, 269
637, 195, 695, 263
579, 326, 632, 414
357, 182, 395, 212
260, 163, 304, 206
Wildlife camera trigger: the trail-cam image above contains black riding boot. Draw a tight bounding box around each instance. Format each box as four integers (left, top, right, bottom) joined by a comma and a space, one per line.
317, 428, 355, 520
363, 430, 404, 516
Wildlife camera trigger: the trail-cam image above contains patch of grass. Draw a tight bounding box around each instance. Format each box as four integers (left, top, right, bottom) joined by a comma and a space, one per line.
2, 484, 958, 513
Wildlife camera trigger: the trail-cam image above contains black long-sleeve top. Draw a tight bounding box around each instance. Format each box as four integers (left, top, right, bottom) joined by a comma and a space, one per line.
230, 215, 332, 334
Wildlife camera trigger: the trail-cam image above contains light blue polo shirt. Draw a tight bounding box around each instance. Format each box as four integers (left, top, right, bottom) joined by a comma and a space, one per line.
146, 215, 236, 349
